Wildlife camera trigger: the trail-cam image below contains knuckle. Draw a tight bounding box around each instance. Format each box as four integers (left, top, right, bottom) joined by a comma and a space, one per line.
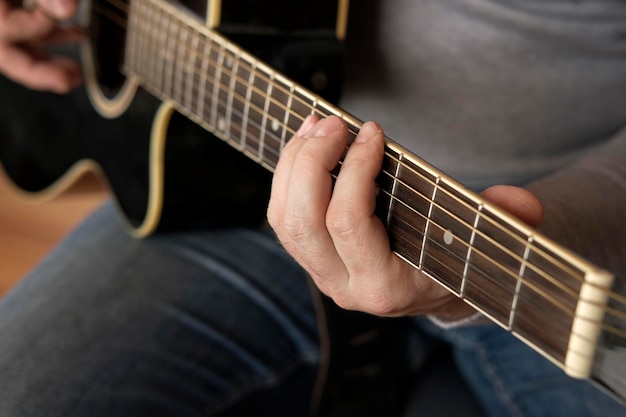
331, 292, 357, 311
282, 211, 311, 241
326, 206, 361, 238
366, 291, 400, 316
332, 288, 400, 316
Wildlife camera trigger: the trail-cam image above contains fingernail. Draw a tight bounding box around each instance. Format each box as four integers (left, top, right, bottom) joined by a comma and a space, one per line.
304, 116, 344, 138
354, 121, 382, 144
296, 115, 317, 136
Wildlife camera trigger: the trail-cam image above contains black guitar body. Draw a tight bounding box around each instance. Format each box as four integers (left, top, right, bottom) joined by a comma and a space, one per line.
0, 0, 346, 233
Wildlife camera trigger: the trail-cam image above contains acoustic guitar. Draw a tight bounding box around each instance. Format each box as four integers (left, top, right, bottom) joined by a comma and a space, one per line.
0, 0, 624, 410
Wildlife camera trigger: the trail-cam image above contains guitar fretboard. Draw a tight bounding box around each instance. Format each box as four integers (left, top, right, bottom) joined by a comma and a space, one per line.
122, 0, 613, 378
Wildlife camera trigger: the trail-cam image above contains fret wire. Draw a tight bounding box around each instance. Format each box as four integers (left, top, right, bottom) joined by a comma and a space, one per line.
224, 48, 240, 141
281, 83, 295, 152
129, 0, 147, 83
173, 27, 184, 108
170, 21, 185, 102
196, 34, 211, 123
509, 236, 534, 329
258, 71, 274, 162
133, 0, 148, 83
182, 28, 192, 109
218, 51, 235, 135
240, 60, 256, 149
155, 5, 169, 94
252, 93, 278, 168
186, 28, 197, 113
235, 59, 258, 156
167, 19, 180, 100
387, 155, 402, 235
210, 42, 225, 132
139, 0, 154, 82
186, 30, 197, 115
123, 0, 137, 73
460, 204, 483, 299
419, 175, 439, 271
143, 3, 156, 90
203, 37, 220, 124
265, 75, 289, 163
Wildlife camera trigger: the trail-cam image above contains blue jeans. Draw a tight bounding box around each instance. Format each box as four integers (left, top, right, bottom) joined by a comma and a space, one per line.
0, 202, 623, 417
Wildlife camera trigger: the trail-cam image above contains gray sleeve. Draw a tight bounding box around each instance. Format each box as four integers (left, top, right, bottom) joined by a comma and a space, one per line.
526, 125, 626, 279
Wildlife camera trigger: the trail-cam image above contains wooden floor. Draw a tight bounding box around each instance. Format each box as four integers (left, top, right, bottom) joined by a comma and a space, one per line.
0, 169, 107, 296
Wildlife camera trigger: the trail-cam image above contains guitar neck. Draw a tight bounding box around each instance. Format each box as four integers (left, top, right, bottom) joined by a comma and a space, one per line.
123, 0, 614, 380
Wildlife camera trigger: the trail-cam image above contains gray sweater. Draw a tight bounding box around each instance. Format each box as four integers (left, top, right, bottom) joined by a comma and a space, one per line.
340, 0, 626, 279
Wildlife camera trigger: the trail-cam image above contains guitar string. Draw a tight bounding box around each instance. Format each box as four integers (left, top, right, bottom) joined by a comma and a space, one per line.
97, 0, 626, 339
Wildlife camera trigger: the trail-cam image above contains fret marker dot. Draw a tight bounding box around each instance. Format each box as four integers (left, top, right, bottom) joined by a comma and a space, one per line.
443, 230, 454, 246
218, 117, 226, 131
271, 118, 280, 132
